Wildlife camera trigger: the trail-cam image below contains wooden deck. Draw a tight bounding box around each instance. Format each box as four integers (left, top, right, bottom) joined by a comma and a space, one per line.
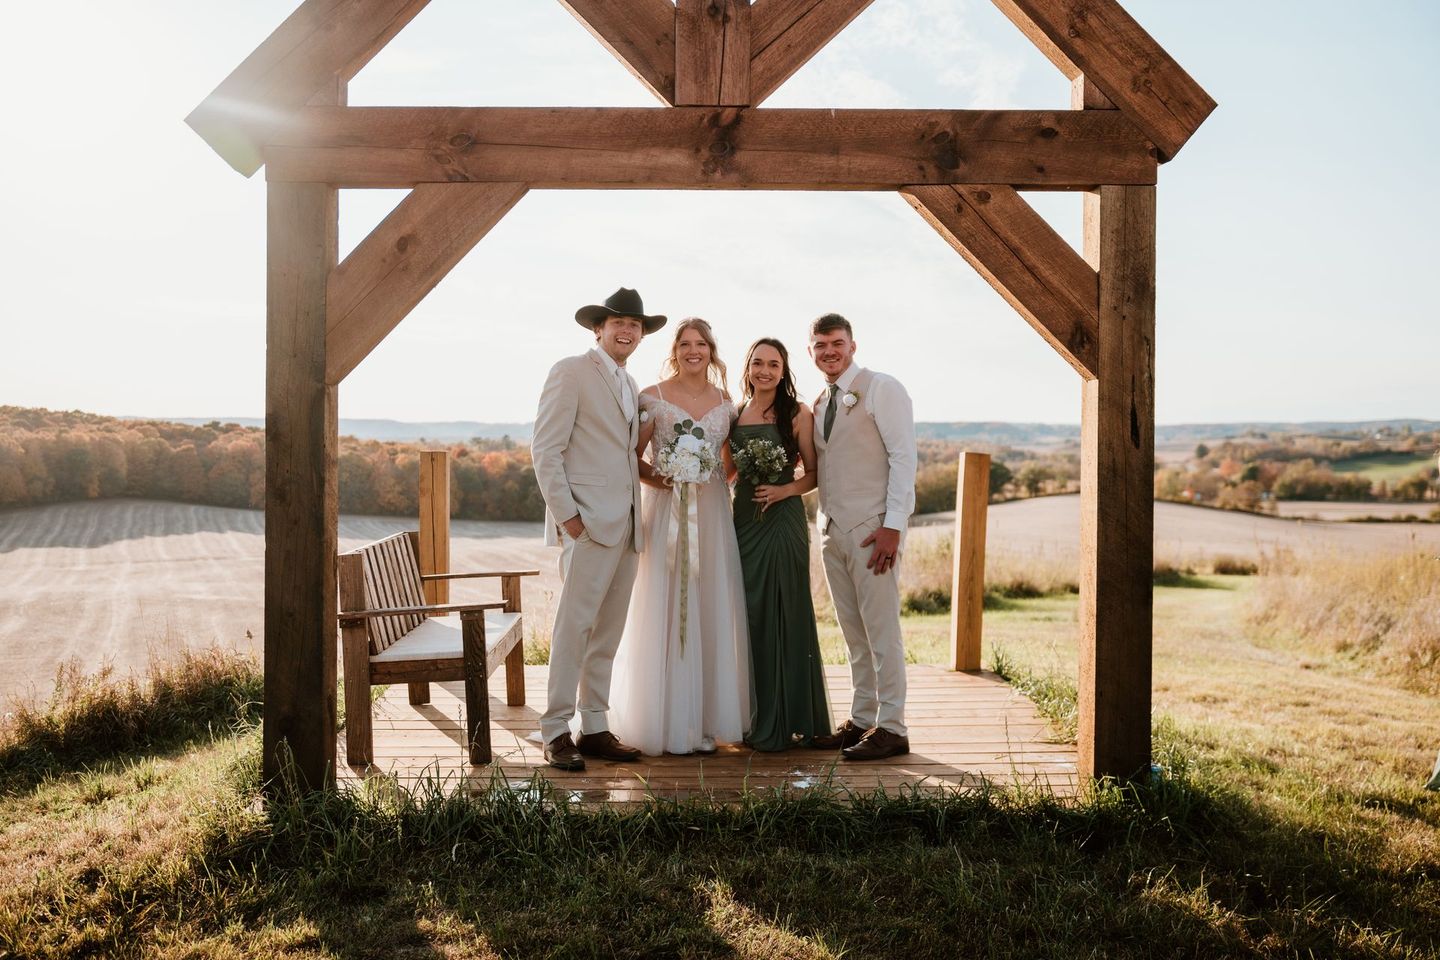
338, 665, 1077, 802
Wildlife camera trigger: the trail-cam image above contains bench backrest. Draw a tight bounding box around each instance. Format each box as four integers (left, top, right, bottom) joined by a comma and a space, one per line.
338, 531, 427, 656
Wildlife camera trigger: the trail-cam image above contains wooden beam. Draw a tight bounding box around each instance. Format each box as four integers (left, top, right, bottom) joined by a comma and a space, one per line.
557, 0, 678, 105
950, 451, 990, 672
263, 107, 1157, 189
676, 0, 752, 106
325, 182, 525, 383
265, 176, 339, 792
187, 0, 430, 176
990, 0, 1215, 160
750, 0, 876, 105
902, 184, 1098, 378
1078, 183, 1155, 782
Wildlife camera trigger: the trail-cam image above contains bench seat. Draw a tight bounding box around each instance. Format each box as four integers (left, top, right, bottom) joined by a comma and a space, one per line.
369, 612, 522, 681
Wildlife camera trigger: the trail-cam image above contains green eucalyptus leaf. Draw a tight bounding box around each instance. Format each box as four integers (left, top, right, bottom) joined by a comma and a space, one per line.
691, 427, 704, 439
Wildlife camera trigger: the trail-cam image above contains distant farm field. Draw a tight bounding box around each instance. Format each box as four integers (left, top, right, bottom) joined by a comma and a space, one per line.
1331, 450, 1435, 482
4, 496, 1439, 704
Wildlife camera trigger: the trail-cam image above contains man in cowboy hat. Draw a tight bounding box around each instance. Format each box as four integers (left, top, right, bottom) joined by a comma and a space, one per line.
532, 287, 665, 770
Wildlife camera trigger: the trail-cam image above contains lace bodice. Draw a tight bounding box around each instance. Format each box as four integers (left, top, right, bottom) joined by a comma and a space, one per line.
641, 392, 734, 485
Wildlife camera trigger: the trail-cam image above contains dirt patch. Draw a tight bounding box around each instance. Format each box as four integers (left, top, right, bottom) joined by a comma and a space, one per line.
0, 500, 559, 704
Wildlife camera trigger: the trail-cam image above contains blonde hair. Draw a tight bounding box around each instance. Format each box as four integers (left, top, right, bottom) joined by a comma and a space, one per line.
661, 317, 730, 398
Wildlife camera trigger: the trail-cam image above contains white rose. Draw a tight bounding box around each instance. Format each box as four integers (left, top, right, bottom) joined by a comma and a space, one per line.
841, 391, 859, 409
677, 433, 704, 453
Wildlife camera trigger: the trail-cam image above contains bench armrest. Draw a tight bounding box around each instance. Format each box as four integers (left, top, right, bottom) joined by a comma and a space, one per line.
420, 570, 541, 581
338, 601, 509, 626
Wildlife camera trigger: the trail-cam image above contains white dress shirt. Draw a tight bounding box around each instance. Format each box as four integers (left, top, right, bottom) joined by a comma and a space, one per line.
822, 363, 917, 532
596, 347, 635, 422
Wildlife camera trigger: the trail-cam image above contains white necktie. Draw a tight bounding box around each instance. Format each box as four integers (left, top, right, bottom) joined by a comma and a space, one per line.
616, 369, 634, 422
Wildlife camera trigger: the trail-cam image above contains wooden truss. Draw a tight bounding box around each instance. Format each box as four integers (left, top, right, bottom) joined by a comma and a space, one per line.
189, 0, 1213, 791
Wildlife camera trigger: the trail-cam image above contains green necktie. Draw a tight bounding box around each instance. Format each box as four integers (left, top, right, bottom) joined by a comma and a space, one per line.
823, 383, 839, 441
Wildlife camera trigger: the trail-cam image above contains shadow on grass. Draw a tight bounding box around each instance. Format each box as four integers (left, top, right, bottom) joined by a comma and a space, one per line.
181, 750, 1438, 960
5, 653, 1435, 957
1153, 569, 1230, 589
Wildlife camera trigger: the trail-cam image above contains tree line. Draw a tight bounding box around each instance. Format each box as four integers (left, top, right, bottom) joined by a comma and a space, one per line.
8, 406, 1429, 522
1154, 432, 1439, 513
0, 407, 544, 521
0, 407, 1089, 520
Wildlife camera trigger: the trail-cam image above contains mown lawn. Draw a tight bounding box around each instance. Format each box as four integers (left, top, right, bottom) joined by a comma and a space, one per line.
1330, 451, 1435, 483
1, 580, 1436, 958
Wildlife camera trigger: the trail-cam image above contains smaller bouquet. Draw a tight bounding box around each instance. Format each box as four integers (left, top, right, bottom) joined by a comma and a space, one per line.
730, 435, 790, 521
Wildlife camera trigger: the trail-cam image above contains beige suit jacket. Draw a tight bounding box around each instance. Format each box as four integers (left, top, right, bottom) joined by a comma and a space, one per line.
532, 348, 644, 551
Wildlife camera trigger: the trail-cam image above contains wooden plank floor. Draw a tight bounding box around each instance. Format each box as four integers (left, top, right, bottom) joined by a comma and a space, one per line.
338, 665, 1077, 803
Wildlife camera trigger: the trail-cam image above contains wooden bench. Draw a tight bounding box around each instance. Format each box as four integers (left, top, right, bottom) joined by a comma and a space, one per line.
338, 531, 538, 766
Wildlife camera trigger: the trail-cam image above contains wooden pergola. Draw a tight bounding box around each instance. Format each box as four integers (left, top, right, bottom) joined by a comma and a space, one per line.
188, 0, 1213, 791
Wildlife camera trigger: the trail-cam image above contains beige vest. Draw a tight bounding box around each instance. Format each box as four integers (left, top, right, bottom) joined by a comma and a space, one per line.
815, 368, 889, 534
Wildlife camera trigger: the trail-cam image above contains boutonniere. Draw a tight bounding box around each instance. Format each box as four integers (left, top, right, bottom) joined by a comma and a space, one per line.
638, 408, 651, 424
841, 390, 861, 414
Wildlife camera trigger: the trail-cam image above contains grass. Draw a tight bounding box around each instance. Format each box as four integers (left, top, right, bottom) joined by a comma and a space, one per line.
0, 648, 262, 794
3, 564, 1437, 957
1248, 550, 1440, 694
1331, 451, 1436, 483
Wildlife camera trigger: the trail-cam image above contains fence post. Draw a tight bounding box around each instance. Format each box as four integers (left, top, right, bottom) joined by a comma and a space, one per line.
412, 450, 451, 705
418, 449, 451, 604
950, 451, 990, 671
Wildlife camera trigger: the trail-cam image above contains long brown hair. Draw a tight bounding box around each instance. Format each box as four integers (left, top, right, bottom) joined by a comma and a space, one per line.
740, 337, 799, 461
660, 317, 730, 398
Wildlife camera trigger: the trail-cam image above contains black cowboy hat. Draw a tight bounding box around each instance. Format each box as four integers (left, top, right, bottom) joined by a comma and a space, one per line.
574, 287, 667, 334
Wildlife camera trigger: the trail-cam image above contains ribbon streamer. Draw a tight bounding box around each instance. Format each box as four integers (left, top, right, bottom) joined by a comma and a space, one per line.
669, 481, 702, 655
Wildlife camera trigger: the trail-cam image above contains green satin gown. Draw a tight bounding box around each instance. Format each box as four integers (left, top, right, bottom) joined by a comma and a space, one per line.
731, 422, 831, 750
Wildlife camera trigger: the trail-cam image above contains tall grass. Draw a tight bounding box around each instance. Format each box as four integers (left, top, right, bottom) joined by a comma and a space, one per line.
0, 647, 261, 791
1248, 550, 1440, 693
899, 537, 1080, 614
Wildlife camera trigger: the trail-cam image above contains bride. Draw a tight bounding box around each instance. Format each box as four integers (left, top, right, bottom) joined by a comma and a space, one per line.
609, 318, 751, 755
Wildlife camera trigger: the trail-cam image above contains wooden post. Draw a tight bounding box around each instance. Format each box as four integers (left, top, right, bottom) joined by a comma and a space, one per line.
418, 450, 450, 604
950, 451, 990, 671
263, 181, 338, 793
411, 449, 450, 705
262, 77, 343, 793
1077, 77, 1156, 781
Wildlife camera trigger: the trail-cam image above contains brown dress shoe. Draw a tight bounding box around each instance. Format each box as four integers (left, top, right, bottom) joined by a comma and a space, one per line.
811, 719, 869, 750
576, 730, 642, 762
545, 732, 586, 771
842, 727, 910, 761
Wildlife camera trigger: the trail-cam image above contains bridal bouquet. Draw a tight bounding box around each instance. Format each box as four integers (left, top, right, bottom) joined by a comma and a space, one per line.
730, 435, 789, 521
655, 418, 719, 485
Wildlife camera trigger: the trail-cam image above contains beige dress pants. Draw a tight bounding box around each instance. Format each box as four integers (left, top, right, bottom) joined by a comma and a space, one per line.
820, 515, 907, 737
540, 524, 639, 744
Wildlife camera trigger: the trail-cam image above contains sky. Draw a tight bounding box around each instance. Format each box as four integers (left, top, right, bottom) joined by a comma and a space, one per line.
2, 1, 1437, 425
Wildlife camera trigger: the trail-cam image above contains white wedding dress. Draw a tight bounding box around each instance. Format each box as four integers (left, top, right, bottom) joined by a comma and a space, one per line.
609, 390, 751, 755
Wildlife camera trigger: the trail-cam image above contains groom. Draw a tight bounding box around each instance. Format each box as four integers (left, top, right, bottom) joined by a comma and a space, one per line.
808, 313, 918, 761
531, 287, 665, 771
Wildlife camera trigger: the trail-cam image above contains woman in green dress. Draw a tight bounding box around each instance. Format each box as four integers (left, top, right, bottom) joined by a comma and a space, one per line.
727, 338, 831, 750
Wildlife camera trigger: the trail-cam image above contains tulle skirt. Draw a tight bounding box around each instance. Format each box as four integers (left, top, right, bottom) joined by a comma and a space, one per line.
610, 477, 751, 755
